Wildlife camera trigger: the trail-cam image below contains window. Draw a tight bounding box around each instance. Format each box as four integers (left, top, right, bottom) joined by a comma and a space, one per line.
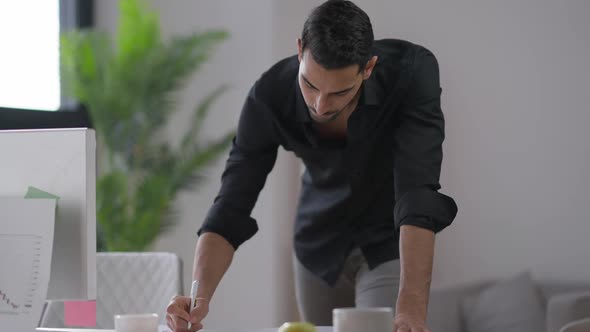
0, 0, 92, 112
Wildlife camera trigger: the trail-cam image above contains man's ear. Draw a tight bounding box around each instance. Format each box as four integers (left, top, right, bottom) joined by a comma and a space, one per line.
362, 56, 379, 80
297, 38, 303, 62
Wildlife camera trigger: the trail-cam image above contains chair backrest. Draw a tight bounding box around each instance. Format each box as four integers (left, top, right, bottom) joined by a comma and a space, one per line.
40, 252, 183, 329
559, 317, 590, 332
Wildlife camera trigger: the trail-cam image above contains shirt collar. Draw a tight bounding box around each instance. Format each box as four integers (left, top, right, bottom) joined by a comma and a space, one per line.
358, 56, 384, 109
359, 77, 380, 108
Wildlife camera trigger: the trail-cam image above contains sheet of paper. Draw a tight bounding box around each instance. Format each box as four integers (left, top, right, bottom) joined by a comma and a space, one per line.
158, 325, 172, 332
0, 197, 56, 332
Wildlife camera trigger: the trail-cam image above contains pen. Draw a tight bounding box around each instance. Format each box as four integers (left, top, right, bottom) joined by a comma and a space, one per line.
187, 280, 199, 330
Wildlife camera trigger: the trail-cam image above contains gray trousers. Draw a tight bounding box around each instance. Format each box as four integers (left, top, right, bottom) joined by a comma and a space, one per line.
293, 248, 401, 326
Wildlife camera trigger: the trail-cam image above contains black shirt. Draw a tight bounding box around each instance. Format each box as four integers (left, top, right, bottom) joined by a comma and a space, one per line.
198, 39, 458, 286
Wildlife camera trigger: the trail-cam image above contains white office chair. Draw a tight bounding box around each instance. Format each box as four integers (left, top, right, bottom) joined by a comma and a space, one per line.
560, 317, 590, 332
40, 252, 183, 329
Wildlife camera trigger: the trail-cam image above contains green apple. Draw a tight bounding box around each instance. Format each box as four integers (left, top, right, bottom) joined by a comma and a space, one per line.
278, 321, 317, 332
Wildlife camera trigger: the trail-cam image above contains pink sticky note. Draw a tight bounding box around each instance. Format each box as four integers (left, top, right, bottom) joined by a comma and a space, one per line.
64, 301, 97, 327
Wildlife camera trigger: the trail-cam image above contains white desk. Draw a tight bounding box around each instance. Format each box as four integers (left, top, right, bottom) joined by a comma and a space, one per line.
37, 326, 334, 332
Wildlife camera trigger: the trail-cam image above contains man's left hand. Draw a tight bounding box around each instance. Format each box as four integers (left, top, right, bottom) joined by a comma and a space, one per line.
393, 313, 431, 332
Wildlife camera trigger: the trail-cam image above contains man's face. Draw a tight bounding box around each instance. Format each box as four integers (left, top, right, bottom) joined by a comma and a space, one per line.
298, 50, 363, 124
297, 41, 377, 124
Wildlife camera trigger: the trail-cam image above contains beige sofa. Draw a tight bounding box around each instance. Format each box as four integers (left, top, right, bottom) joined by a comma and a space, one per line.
426, 272, 590, 332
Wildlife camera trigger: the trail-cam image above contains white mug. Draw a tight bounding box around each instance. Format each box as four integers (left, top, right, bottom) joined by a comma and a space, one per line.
333, 307, 394, 332
114, 313, 159, 332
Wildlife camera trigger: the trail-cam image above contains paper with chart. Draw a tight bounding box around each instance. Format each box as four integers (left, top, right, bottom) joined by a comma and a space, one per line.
0, 197, 56, 332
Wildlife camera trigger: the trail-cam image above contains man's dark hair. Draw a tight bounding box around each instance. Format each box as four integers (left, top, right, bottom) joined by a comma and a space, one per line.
301, 0, 374, 71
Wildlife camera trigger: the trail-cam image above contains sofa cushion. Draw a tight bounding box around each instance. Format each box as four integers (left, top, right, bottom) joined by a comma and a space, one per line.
546, 291, 590, 332
427, 281, 491, 332
539, 281, 590, 301
461, 271, 546, 332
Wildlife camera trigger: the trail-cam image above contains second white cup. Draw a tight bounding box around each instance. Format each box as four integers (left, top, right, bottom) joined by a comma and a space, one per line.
114, 313, 158, 332
333, 307, 393, 332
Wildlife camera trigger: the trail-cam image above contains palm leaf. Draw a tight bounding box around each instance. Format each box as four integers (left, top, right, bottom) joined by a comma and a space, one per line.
116, 0, 160, 65
181, 85, 229, 152
172, 132, 234, 193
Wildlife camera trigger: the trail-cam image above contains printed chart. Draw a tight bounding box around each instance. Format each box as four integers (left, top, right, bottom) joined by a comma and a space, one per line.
0, 234, 42, 316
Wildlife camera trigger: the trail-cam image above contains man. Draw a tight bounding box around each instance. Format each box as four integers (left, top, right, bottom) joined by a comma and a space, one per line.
166, 1, 457, 331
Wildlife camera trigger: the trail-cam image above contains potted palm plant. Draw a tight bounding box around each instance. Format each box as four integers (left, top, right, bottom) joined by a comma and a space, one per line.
60, 0, 234, 251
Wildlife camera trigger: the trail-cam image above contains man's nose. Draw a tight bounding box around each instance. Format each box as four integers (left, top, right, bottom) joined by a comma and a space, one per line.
314, 95, 330, 115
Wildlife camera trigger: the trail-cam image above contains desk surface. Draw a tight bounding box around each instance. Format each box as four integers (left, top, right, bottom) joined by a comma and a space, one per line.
37, 326, 334, 332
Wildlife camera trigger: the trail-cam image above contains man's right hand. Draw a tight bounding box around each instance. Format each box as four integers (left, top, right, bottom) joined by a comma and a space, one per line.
166, 295, 209, 332
168, 232, 234, 331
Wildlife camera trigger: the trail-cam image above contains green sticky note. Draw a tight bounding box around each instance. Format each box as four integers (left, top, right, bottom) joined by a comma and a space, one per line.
25, 186, 60, 200
24, 186, 60, 219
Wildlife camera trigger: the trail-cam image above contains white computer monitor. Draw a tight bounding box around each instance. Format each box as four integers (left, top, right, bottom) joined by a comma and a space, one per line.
0, 128, 97, 301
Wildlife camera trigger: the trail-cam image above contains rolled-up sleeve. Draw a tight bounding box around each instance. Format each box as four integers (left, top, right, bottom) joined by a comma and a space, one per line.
392, 47, 458, 233
197, 84, 279, 249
